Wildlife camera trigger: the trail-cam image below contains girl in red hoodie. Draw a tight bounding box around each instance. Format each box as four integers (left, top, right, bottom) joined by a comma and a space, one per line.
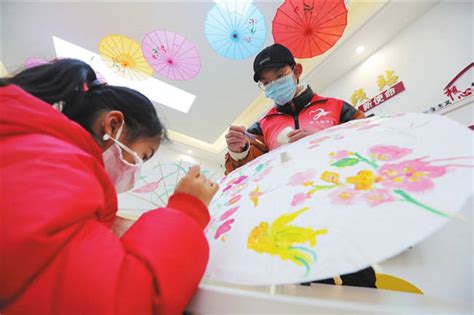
0, 59, 218, 314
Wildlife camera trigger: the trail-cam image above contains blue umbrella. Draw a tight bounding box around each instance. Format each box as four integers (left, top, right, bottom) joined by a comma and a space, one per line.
205, 0, 266, 60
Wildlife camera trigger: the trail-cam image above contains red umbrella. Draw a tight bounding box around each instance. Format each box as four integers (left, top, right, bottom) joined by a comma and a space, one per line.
272, 0, 348, 59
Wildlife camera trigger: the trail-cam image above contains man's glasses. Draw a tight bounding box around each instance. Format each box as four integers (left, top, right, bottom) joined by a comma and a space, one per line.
257, 68, 294, 91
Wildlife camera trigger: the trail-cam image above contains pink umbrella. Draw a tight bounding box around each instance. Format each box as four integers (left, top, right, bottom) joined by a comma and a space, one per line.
141, 29, 201, 81
25, 57, 48, 68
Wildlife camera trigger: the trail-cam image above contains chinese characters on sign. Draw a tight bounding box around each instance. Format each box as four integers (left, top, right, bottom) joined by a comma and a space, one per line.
359, 81, 406, 113
350, 69, 406, 113
423, 63, 473, 114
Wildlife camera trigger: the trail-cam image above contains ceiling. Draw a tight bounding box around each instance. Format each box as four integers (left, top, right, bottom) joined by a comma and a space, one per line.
1, 0, 438, 162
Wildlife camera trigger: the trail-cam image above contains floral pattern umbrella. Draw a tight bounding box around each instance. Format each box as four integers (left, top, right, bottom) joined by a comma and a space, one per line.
142, 29, 201, 81
99, 34, 153, 81
205, 113, 473, 285
205, 0, 266, 60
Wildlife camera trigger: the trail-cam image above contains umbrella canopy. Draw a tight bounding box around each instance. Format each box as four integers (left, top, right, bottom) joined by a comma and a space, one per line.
99, 34, 153, 81
272, 0, 348, 58
142, 29, 201, 81
205, 113, 473, 285
205, 0, 266, 60
117, 160, 220, 218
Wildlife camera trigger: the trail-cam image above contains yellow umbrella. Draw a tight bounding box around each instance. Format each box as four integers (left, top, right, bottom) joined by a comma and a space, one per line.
99, 34, 153, 81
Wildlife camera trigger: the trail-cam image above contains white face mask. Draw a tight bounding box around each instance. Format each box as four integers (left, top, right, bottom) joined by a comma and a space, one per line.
102, 123, 143, 193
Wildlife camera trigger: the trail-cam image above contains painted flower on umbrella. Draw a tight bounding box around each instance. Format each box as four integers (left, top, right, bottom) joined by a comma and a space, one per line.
225, 194, 242, 206
253, 166, 273, 182
288, 169, 318, 186
329, 188, 359, 205
222, 175, 249, 194
308, 136, 331, 149
329, 150, 353, 162
346, 170, 382, 190
214, 218, 235, 240
249, 185, 265, 207
320, 171, 341, 184
291, 192, 312, 207
247, 207, 327, 275
219, 206, 239, 221
363, 189, 395, 207
369, 145, 412, 161
378, 158, 447, 192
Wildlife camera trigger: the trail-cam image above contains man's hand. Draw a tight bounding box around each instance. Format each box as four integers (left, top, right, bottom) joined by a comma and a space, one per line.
225, 125, 249, 153
287, 129, 314, 143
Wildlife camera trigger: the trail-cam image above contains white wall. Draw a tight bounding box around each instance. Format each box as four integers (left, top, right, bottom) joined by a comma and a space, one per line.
314, 1, 473, 124
308, 1, 473, 300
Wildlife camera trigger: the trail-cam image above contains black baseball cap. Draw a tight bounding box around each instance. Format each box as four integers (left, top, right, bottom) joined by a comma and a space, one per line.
253, 44, 296, 82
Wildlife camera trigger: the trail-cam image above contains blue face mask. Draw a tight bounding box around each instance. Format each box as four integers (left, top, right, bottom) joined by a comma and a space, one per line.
264, 73, 297, 105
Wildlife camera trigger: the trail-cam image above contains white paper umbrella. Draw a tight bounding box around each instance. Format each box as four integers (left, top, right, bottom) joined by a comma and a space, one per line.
117, 161, 220, 218
205, 113, 474, 285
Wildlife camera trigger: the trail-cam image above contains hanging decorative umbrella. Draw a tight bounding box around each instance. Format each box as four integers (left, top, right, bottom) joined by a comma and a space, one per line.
272, 0, 348, 58
205, 113, 473, 285
24, 57, 48, 68
117, 160, 221, 219
205, 0, 266, 60
142, 30, 201, 81
99, 34, 153, 81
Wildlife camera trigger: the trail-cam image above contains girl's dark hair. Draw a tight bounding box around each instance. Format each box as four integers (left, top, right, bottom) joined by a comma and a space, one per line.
0, 58, 167, 142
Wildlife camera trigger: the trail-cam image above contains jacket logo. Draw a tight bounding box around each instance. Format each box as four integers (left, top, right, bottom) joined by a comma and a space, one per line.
309, 108, 331, 121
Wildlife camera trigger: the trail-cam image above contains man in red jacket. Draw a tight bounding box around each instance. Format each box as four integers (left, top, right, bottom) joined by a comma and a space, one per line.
224, 44, 375, 288
225, 44, 365, 174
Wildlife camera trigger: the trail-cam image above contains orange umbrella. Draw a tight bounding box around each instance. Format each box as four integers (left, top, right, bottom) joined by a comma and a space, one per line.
272, 0, 348, 59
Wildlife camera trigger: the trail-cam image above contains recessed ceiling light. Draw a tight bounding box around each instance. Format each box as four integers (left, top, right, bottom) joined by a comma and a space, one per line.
356, 46, 365, 54
52, 36, 196, 113
187, 149, 193, 155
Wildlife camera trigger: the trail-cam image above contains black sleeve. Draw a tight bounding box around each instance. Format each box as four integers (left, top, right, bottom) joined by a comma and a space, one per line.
247, 121, 263, 136
340, 102, 359, 123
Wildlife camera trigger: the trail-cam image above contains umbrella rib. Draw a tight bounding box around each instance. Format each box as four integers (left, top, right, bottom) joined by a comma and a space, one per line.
289, 0, 308, 30
173, 55, 200, 62
164, 30, 170, 57
224, 1, 237, 34
173, 36, 188, 61
309, 0, 326, 27
276, 7, 305, 30
168, 31, 176, 57
154, 31, 169, 62
205, 19, 226, 34
155, 62, 171, 76
280, 34, 307, 55
211, 5, 233, 35
312, 3, 346, 30
145, 36, 164, 67
232, 0, 238, 36
314, 29, 346, 37
176, 64, 193, 76
214, 37, 234, 53
101, 39, 120, 59
236, 3, 257, 37
124, 36, 134, 67
174, 45, 197, 60
236, 38, 250, 59
272, 21, 301, 31
169, 64, 177, 80
308, 32, 323, 56
312, 32, 333, 48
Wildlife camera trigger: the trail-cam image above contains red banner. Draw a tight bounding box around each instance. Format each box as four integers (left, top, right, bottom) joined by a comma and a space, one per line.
358, 81, 406, 113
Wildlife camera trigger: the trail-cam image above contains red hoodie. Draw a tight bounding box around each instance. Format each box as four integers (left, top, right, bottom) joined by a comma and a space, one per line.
0, 85, 210, 315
